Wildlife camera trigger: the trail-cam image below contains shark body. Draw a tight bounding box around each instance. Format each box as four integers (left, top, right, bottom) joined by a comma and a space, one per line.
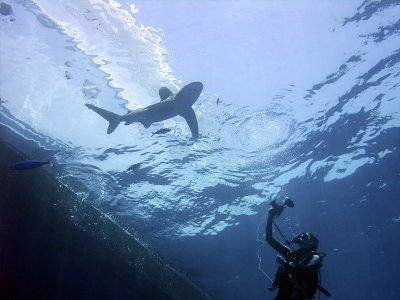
85, 82, 202, 139
10, 160, 52, 170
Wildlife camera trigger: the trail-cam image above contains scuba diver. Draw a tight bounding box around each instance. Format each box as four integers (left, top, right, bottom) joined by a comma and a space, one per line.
265, 197, 330, 299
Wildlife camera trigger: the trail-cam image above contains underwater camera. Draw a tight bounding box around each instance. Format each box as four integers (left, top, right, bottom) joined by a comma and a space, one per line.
269, 197, 294, 217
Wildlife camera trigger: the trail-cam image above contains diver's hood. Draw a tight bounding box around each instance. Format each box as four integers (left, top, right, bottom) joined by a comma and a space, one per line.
293, 232, 319, 251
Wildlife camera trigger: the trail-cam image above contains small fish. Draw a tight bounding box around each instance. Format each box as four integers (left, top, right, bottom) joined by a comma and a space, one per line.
64, 71, 72, 80
64, 61, 73, 67
151, 128, 171, 136
125, 163, 141, 172
217, 98, 220, 106
10, 159, 55, 170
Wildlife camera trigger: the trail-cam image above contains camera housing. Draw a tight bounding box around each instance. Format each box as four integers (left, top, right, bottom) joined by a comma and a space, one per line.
269, 197, 294, 216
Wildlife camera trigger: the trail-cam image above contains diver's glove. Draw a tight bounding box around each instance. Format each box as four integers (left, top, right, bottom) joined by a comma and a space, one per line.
268, 207, 278, 218
268, 200, 283, 218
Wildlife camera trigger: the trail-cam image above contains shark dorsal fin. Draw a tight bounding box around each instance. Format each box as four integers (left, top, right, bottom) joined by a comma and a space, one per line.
159, 87, 173, 101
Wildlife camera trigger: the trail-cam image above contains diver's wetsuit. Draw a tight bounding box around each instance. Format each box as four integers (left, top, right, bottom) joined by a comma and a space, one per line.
266, 211, 319, 300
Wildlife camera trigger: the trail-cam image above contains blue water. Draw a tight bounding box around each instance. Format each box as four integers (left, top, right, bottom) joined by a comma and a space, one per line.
1, 0, 399, 299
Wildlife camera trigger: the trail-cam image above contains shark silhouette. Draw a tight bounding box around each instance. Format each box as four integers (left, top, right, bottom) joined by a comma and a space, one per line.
85, 82, 202, 139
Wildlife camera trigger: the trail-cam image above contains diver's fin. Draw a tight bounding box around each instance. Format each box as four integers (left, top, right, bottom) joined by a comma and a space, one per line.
85, 104, 121, 134
180, 107, 199, 139
159, 87, 173, 101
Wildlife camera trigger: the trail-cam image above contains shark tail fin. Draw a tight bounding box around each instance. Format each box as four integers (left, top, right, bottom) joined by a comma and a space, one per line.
85, 104, 121, 134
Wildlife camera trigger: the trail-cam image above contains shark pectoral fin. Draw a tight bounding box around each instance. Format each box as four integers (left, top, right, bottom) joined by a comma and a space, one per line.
180, 108, 199, 140
85, 104, 121, 134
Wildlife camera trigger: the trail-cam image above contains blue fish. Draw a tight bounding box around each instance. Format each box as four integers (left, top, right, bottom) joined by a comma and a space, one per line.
10, 159, 55, 170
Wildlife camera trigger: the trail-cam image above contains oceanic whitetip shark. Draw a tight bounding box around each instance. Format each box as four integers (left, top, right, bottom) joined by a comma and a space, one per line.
85, 82, 203, 140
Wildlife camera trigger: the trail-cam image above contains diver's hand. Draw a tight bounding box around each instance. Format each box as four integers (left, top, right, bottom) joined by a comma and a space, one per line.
268, 207, 278, 218
268, 199, 285, 218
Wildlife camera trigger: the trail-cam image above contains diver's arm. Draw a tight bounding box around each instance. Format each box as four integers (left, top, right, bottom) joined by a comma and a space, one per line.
265, 209, 291, 257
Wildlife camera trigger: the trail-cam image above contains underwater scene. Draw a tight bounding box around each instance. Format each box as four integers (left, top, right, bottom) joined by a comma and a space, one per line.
1, 0, 399, 299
